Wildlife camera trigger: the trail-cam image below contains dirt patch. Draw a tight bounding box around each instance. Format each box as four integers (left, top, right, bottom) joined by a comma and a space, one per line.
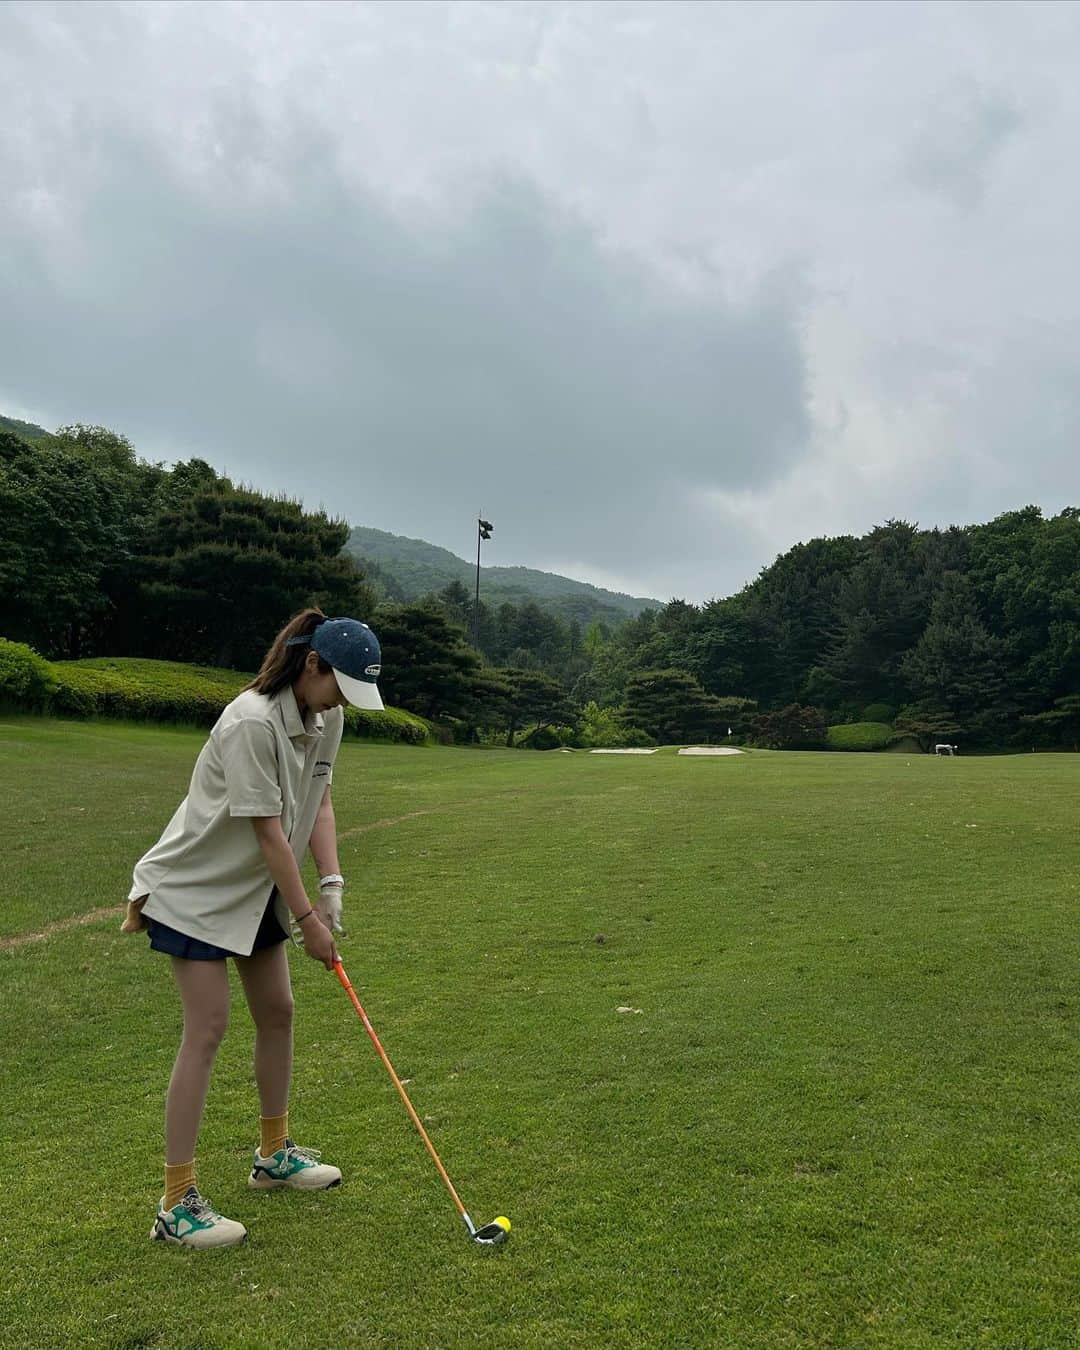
4, 794, 520, 952
0, 905, 120, 953
338, 791, 523, 840
337, 806, 453, 839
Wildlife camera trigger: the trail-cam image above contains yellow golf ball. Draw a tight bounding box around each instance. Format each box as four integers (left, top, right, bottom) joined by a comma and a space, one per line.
493, 1216, 511, 1233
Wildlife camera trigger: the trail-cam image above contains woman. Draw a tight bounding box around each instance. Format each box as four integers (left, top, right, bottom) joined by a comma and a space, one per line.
123, 608, 383, 1249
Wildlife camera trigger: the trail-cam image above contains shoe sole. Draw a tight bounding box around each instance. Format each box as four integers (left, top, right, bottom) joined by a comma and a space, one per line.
248, 1174, 342, 1191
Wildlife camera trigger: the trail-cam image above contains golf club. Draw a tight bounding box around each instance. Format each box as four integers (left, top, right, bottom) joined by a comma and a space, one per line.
333, 959, 511, 1247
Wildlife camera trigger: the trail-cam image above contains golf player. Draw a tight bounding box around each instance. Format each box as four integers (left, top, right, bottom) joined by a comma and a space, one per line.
122, 608, 383, 1249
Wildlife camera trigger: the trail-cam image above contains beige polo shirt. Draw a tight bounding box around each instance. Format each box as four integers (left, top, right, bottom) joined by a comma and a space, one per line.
129, 687, 345, 955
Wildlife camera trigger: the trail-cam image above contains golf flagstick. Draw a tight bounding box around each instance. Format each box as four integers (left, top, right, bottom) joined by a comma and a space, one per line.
332, 959, 510, 1246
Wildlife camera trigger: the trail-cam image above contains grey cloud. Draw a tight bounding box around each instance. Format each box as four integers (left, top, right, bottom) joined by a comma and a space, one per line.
4, 0, 1080, 604
906, 80, 1024, 210
0, 81, 809, 596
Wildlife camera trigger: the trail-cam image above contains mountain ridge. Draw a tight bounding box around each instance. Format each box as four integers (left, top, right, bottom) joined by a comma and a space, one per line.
345, 525, 660, 626
0, 411, 660, 628
0, 414, 51, 443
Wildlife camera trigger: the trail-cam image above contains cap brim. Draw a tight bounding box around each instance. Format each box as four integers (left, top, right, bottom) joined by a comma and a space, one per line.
333, 668, 384, 711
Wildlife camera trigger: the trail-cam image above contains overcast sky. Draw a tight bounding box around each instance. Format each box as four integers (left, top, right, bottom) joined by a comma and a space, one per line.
3, 1, 1079, 603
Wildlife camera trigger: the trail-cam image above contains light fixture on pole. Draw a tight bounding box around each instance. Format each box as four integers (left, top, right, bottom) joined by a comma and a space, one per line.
474, 516, 493, 648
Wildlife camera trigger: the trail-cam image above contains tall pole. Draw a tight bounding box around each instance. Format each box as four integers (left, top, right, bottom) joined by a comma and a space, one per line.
473, 515, 493, 650
474, 514, 482, 649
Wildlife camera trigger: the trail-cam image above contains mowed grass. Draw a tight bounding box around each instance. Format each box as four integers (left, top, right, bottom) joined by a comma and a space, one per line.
0, 718, 1077, 1349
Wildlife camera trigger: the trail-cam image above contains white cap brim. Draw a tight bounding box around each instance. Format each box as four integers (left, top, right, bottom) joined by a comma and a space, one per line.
333, 668, 384, 711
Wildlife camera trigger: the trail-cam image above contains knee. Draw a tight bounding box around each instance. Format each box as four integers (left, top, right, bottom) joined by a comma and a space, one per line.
256, 994, 295, 1035
184, 1010, 229, 1059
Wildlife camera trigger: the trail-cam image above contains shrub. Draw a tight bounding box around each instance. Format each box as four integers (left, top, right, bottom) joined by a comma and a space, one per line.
522, 724, 582, 749
577, 701, 656, 749
43, 657, 431, 742
519, 725, 562, 751
620, 726, 657, 748
578, 700, 625, 748
52, 659, 245, 726
750, 703, 828, 750
861, 703, 896, 725
342, 705, 432, 744
50, 679, 102, 719
826, 721, 900, 752
0, 638, 57, 710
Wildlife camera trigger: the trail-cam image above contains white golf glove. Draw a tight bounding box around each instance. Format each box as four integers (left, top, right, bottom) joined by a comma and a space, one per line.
317, 876, 345, 935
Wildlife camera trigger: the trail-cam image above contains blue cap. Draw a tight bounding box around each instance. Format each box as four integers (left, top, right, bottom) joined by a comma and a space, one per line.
289, 618, 383, 710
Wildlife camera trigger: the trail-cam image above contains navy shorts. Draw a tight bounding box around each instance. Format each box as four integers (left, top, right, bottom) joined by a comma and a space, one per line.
146, 892, 288, 961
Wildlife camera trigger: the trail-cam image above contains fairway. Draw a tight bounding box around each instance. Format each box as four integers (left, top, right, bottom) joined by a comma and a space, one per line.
1, 718, 1078, 1348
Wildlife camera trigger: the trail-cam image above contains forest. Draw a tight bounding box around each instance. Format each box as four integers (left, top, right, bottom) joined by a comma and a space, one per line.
2, 420, 1077, 749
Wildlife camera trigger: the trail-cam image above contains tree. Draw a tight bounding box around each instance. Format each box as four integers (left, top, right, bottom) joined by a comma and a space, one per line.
749, 703, 828, 750
372, 601, 490, 721
105, 468, 374, 669
1020, 693, 1080, 751
714, 696, 758, 737
583, 620, 608, 658
577, 700, 627, 748
0, 431, 128, 657
742, 534, 863, 705
894, 703, 964, 754
53, 423, 139, 474
689, 599, 764, 698
964, 506, 1079, 711
498, 668, 571, 744
622, 668, 727, 744
434, 579, 473, 631
900, 573, 1007, 739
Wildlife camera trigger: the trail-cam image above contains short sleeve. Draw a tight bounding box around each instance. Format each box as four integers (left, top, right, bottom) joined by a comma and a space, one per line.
324, 708, 344, 787
220, 719, 283, 817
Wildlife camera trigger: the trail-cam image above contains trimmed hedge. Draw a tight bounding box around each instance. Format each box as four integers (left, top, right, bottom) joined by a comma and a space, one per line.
826, 721, 900, 752
53, 658, 246, 725
342, 705, 432, 745
0, 638, 57, 710
35, 656, 432, 744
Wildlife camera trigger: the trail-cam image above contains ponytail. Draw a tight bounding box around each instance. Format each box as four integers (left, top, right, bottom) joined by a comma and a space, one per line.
246, 608, 332, 697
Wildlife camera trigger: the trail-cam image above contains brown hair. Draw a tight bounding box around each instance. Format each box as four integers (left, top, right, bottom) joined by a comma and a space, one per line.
246, 608, 333, 697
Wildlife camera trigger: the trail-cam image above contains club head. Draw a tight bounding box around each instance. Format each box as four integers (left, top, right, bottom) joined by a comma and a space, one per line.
466, 1215, 511, 1246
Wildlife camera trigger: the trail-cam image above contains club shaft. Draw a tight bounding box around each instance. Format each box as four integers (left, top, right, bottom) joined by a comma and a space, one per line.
333, 960, 468, 1220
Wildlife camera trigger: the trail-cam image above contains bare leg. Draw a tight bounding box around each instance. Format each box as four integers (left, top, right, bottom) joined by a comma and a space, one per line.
165, 957, 231, 1165
235, 941, 294, 1118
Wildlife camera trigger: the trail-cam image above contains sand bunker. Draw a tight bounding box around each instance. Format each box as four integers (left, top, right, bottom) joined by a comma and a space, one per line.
678, 746, 744, 756
589, 748, 659, 755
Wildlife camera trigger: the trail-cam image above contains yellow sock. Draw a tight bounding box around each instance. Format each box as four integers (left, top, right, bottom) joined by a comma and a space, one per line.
260, 1112, 288, 1157
164, 1161, 196, 1209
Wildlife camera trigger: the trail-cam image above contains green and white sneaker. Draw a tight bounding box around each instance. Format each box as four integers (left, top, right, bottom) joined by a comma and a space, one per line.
249, 1138, 342, 1191
150, 1186, 247, 1249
